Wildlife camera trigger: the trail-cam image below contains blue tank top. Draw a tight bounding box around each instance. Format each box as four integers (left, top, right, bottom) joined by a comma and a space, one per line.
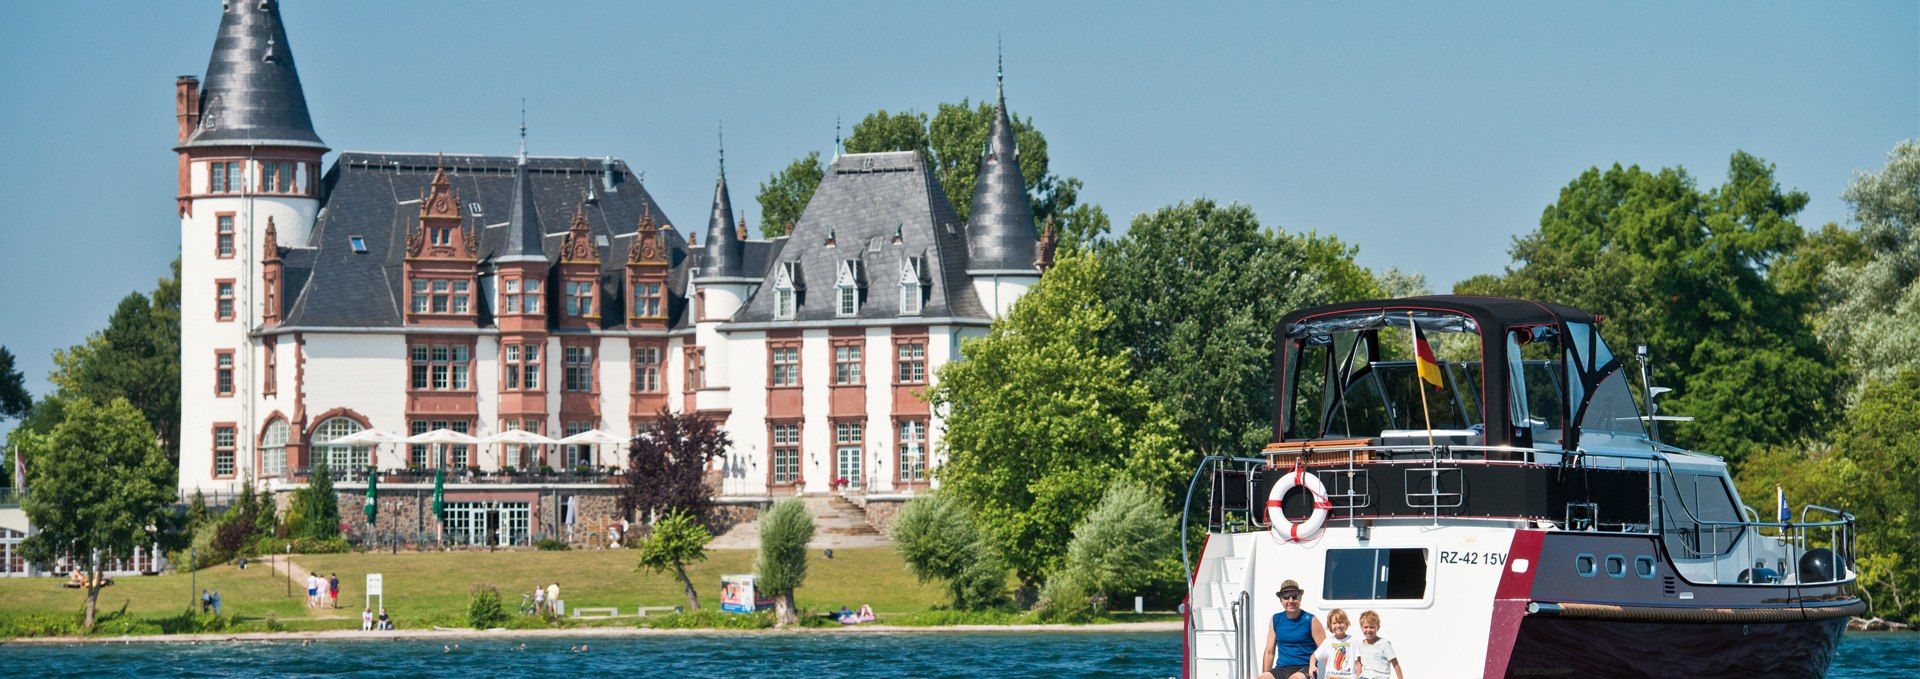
1272, 610, 1316, 667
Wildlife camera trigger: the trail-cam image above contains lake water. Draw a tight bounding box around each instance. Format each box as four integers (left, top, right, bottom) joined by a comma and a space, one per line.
4, 630, 1916, 677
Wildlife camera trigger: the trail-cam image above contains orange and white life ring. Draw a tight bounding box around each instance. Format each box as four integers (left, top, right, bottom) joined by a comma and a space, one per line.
1268, 468, 1331, 543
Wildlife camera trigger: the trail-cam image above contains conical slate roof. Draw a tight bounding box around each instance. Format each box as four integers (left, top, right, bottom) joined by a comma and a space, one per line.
698, 174, 749, 279
180, 0, 325, 150
964, 77, 1038, 273
495, 155, 547, 263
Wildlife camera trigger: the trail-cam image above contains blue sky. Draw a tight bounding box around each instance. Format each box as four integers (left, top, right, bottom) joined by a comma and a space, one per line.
0, 1, 1913, 411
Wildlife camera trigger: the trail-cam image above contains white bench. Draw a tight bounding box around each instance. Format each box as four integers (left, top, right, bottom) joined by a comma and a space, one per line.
570, 607, 620, 619
635, 606, 679, 617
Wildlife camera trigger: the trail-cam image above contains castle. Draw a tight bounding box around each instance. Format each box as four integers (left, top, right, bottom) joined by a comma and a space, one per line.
175, 1, 1051, 544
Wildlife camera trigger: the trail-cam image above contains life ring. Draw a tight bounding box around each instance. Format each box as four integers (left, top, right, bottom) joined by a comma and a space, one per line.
1268, 468, 1331, 543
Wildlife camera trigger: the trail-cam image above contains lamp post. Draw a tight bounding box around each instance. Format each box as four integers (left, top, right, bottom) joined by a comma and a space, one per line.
284, 543, 291, 598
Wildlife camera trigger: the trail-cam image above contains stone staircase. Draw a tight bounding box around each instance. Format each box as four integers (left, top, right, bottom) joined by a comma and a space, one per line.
705, 494, 892, 549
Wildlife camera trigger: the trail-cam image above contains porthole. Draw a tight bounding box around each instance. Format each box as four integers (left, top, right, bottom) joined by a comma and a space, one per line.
1634, 556, 1656, 579
1576, 553, 1597, 577
1605, 555, 1627, 578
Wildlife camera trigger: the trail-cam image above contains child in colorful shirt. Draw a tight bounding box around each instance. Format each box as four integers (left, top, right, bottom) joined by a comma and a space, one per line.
1309, 608, 1357, 679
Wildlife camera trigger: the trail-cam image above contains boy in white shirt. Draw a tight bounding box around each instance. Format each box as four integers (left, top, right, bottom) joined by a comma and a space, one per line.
1308, 608, 1357, 679
1354, 610, 1406, 679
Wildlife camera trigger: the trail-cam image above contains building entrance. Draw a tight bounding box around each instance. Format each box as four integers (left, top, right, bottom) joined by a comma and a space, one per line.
442, 502, 530, 546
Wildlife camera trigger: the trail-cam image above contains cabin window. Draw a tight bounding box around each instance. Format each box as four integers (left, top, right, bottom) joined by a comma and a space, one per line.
1285, 342, 1331, 439
1323, 547, 1427, 600
1660, 473, 1745, 558
1581, 369, 1647, 439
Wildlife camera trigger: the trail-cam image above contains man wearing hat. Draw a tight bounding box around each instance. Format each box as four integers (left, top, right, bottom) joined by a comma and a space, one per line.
1260, 579, 1326, 679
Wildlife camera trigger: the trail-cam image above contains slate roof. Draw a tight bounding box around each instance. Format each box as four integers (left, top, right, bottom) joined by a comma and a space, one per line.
696, 175, 750, 279
730, 152, 987, 324
279, 153, 688, 330
180, 0, 325, 151
963, 85, 1038, 273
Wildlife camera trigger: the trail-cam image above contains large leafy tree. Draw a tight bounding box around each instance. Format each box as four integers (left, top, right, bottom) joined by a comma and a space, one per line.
620, 407, 731, 524
1457, 153, 1839, 463
929, 251, 1186, 587
1099, 200, 1379, 460
0, 346, 29, 424
49, 260, 181, 457
755, 151, 825, 238
1819, 139, 1920, 395
18, 397, 174, 631
754, 498, 814, 626
634, 509, 713, 612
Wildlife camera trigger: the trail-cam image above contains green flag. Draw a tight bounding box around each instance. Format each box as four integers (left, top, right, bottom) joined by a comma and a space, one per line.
431, 469, 445, 520
364, 472, 378, 525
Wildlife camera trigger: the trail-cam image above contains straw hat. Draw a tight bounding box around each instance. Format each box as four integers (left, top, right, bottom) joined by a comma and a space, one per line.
1277, 580, 1304, 597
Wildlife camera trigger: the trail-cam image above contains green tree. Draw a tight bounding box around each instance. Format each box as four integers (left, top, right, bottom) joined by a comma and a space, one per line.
293, 457, 340, 541
49, 260, 181, 457
1819, 139, 1920, 396
930, 251, 1186, 588
467, 583, 507, 629
1058, 481, 1178, 606
635, 509, 713, 612
1099, 200, 1379, 462
888, 492, 1007, 610
17, 397, 174, 631
755, 151, 825, 237
0, 346, 30, 423
753, 498, 815, 626
844, 109, 931, 157
1457, 154, 1837, 463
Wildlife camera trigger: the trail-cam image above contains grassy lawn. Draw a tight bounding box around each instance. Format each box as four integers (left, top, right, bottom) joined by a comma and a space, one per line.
0, 548, 949, 635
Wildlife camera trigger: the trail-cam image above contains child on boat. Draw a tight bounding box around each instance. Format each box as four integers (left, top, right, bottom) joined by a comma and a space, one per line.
1308, 608, 1356, 679
1353, 610, 1405, 679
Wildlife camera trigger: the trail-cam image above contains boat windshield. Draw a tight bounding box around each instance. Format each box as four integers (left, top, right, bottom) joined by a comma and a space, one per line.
1287, 319, 1485, 440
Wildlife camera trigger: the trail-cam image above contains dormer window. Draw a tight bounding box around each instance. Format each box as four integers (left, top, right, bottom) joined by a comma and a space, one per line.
773, 262, 799, 321
899, 258, 925, 316
836, 260, 865, 318
632, 282, 663, 318
565, 281, 595, 317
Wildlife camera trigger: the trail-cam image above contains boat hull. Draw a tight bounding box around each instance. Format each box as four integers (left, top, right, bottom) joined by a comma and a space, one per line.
1503, 615, 1848, 678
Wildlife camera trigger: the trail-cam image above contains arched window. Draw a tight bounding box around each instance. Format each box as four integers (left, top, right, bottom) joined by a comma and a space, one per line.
260, 418, 290, 477
313, 417, 370, 475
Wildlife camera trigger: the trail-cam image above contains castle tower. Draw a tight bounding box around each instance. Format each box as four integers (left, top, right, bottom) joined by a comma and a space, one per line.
964, 55, 1042, 318
177, 0, 327, 490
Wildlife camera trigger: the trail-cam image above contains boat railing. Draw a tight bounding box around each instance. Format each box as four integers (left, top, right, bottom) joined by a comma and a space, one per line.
1181, 446, 1858, 588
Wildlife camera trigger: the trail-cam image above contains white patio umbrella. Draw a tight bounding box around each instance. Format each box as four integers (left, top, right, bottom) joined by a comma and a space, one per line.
325, 429, 405, 469
480, 429, 561, 470
404, 429, 481, 470
555, 429, 626, 468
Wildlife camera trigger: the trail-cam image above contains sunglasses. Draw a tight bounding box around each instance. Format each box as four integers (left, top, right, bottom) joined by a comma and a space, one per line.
1280, 593, 1302, 601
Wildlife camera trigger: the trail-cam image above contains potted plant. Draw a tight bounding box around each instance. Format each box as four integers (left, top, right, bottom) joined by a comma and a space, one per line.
539, 464, 555, 476
830, 477, 850, 492
501, 465, 517, 476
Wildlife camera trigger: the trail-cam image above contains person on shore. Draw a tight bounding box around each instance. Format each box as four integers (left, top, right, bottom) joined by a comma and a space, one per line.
378, 606, 391, 630
201, 589, 211, 613
306, 574, 318, 608
1353, 610, 1405, 679
329, 573, 341, 609
1259, 580, 1326, 679
362, 607, 373, 631
1308, 609, 1355, 679
211, 589, 222, 616
546, 582, 560, 616
533, 586, 545, 615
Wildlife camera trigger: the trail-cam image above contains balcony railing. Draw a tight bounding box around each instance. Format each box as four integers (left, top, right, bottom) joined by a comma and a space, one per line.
288, 467, 625, 485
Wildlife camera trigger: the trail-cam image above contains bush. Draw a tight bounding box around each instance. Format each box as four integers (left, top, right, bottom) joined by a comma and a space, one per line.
534, 538, 571, 551
754, 498, 815, 625
0, 613, 78, 637
291, 535, 352, 554
1034, 571, 1101, 624
467, 583, 507, 629
1060, 481, 1178, 604
890, 493, 1008, 610
637, 609, 773, 630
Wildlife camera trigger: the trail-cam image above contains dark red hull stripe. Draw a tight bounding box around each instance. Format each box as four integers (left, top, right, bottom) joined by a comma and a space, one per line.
1505, 615, 1848, 678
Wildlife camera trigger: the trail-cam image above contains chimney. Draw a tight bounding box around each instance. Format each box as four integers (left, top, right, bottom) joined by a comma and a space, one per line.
175, 76, 201, 143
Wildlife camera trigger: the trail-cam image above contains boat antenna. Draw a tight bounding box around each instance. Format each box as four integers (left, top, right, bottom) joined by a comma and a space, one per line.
1636, 343, 1660, 443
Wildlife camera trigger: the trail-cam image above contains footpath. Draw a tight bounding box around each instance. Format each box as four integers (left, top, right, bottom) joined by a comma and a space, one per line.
262, 554, 351, 620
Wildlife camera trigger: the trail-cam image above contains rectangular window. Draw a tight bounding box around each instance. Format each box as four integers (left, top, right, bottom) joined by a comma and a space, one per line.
215, 281, 235, 321
500, 418, 545, 470
409, 420, 474, 469
452, 280, 469, 314
770, 346, 799, 387
504, 345, 521, 389
216, 214, 235, 258
1323, 548, 1429, 601
210, 161, 243, 194
896, 342, 926, 384
566, 281, 594, 317
503, 279, 521, 314
771, 423, 801, 485
409, 343, 470, 391
898, 420, 927, 482
564, 421, 597, 469
215, 351, 235, 396
210, 162, 227, 193
838, 286, 858, 317
431, 279, 450, 313
835, 422, 864, 490
685, 348, 705, 391
775, 288, 796, 320
524, 279, 542, 314
213, 425, 236, 478
834, 344, 863, 385
523, 344, 541, 389
633, 346, 661, 393
564, 346, 594, 392
633, 282, 663, 318
262, 339, 277, 395
901, 280, 922, 315
411, 279, 430, 314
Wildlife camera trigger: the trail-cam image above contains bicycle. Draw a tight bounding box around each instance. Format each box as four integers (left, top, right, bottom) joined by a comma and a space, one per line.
519, 593, 537, 616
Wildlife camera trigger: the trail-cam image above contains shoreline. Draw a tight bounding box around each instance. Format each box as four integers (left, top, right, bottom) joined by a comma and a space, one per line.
0, 620, 1182, 646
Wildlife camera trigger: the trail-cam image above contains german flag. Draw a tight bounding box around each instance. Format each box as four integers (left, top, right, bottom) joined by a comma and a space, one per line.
1414, 324, 1444, 390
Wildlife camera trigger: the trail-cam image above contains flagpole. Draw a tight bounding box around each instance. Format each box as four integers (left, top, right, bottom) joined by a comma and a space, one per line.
1408, 312, 1436, 450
